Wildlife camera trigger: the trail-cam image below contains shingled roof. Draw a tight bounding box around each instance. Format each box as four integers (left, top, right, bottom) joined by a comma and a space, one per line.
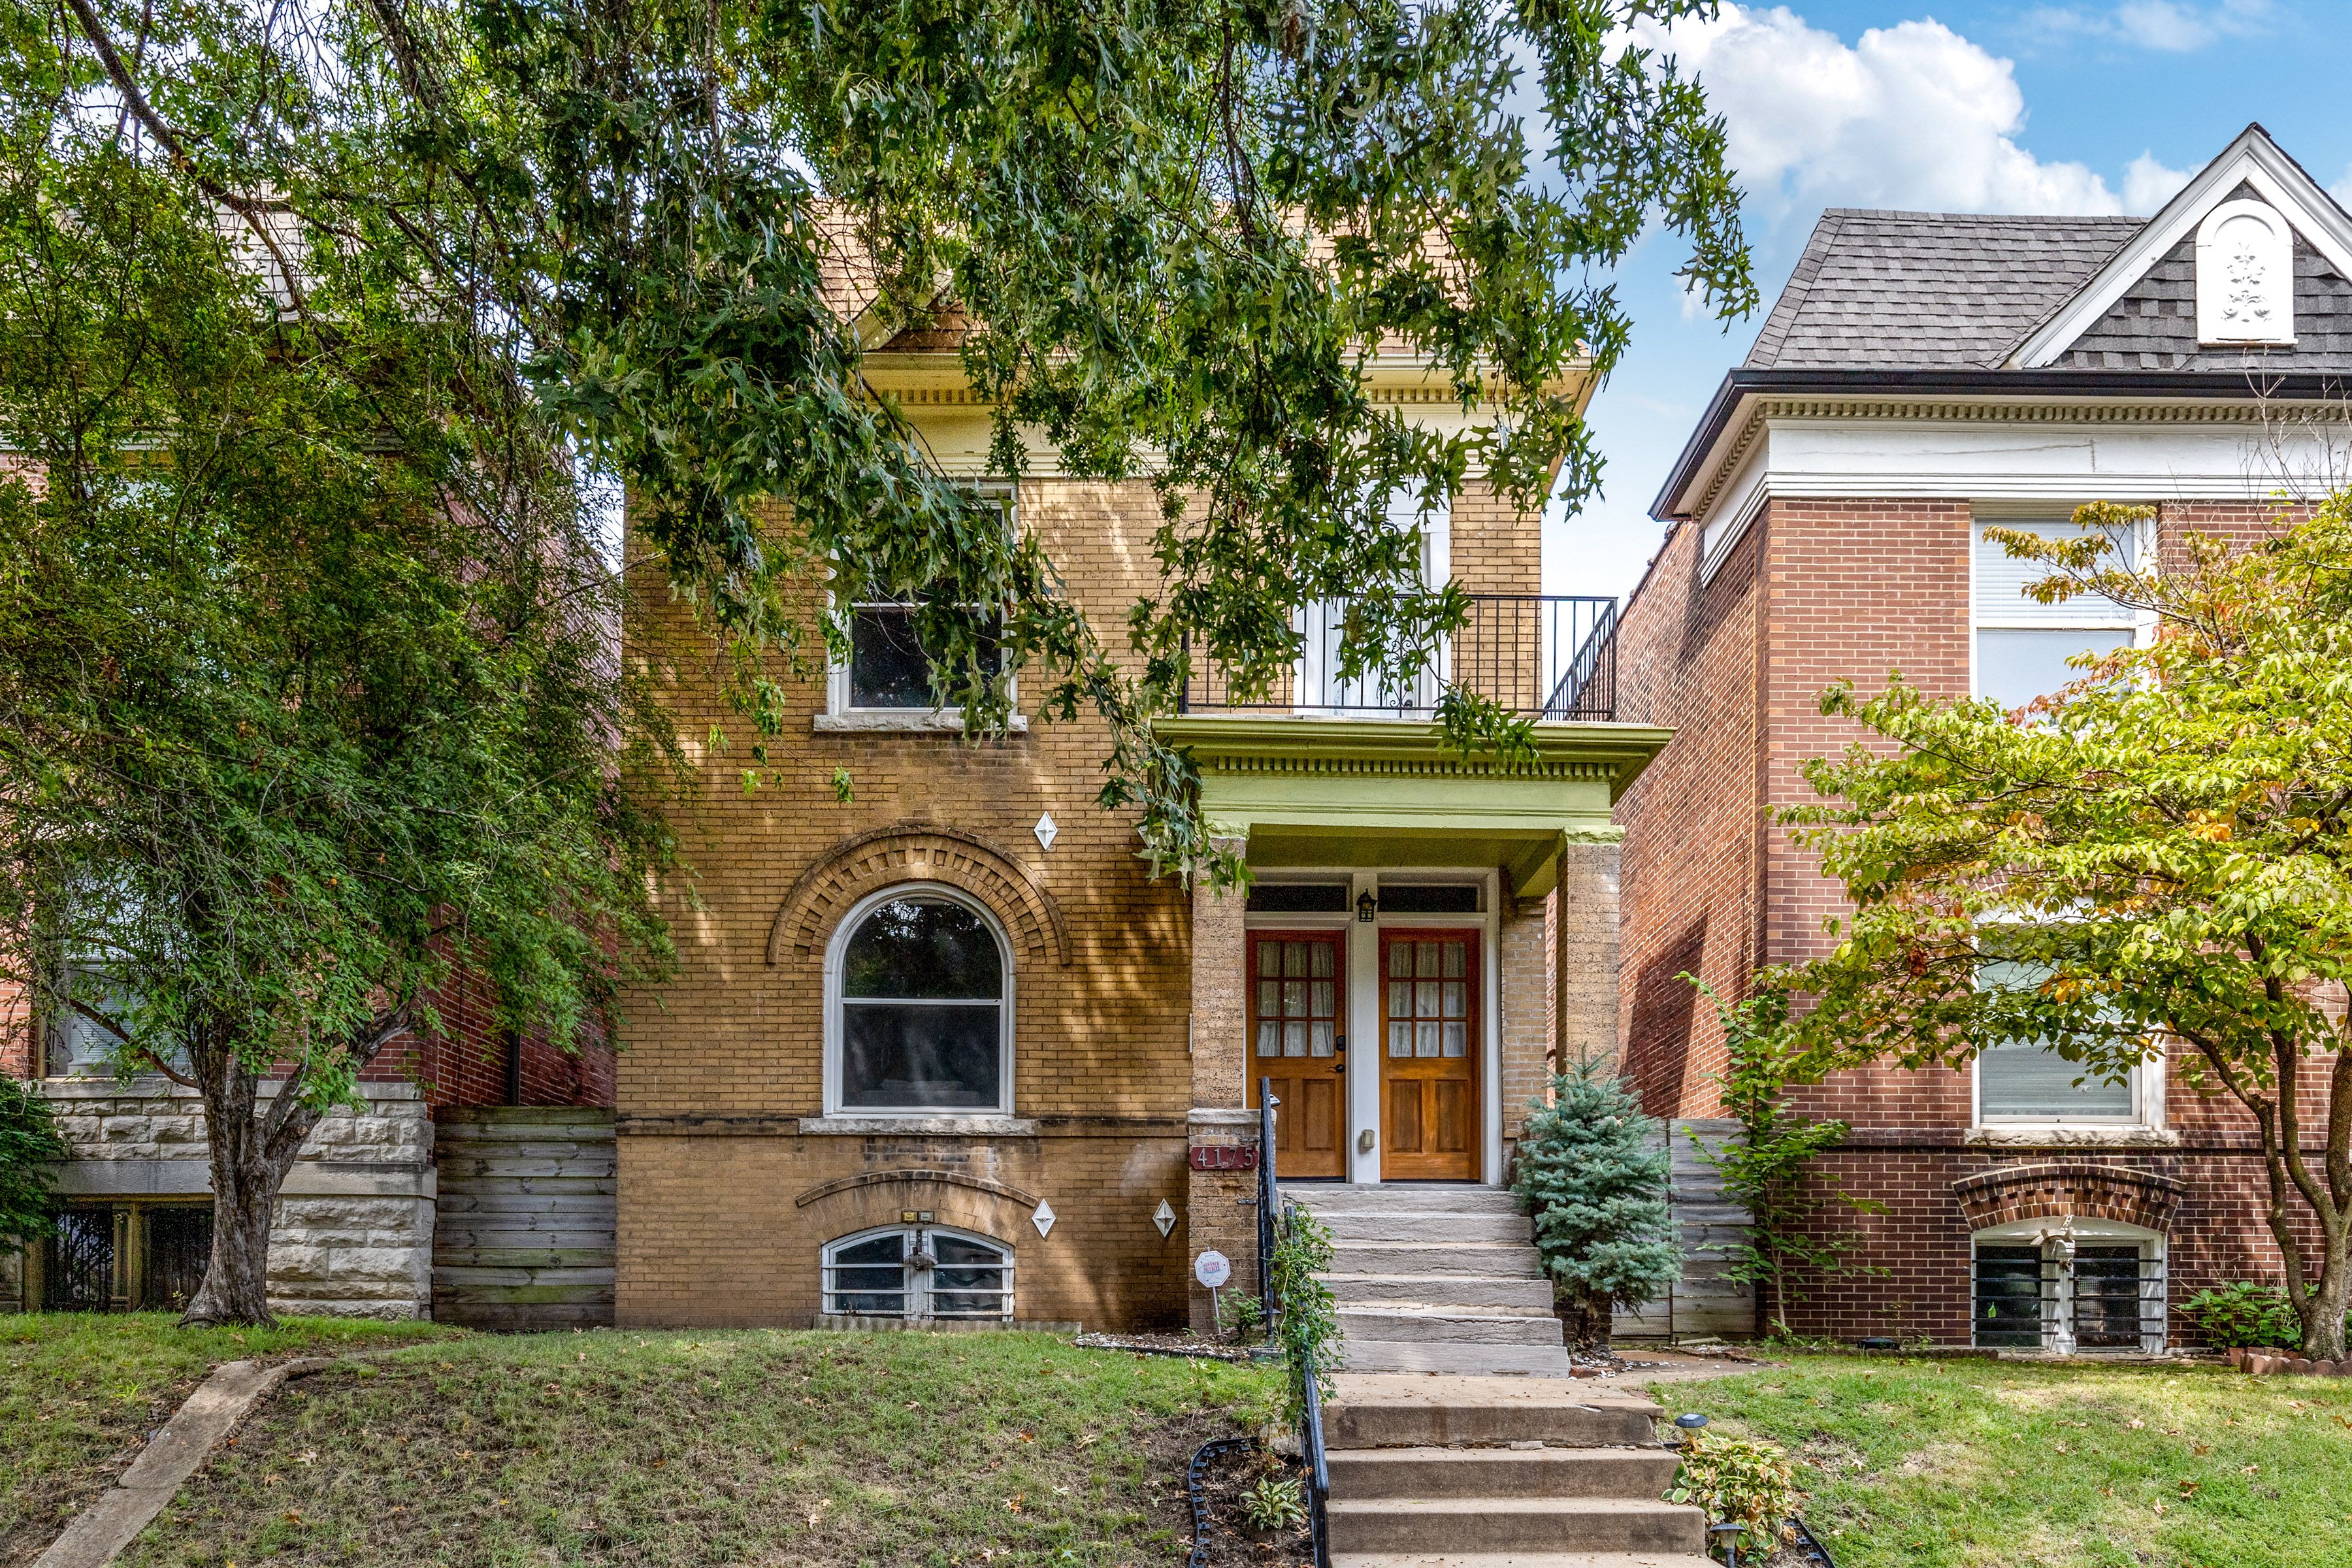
1744, 210, 2145, 370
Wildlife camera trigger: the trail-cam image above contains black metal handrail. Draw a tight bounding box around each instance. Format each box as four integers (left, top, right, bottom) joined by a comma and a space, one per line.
1294, 1252, 1333, 1568
1179, 594, 1618, 721
1257, 1079, 1279, 1327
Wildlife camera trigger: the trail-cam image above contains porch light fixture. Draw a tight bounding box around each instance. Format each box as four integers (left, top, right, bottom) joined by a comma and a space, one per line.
1356, 891, 1377, 923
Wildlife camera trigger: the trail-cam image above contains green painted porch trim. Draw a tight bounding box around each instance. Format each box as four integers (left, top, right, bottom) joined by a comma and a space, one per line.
1154, 716, 1671, 896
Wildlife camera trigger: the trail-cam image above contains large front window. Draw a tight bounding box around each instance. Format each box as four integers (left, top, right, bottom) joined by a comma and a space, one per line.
828, 888, 1009, 1114
1972, 514, 2142, 711
1974, 958, 2142, 1125
821, 1226, 1013, 1320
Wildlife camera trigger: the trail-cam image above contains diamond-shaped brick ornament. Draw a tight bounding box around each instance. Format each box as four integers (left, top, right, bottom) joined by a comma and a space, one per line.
1032, 1199, 1056, 1237
1153, 1200, 1177, 1239
1033, 811, 1058, 851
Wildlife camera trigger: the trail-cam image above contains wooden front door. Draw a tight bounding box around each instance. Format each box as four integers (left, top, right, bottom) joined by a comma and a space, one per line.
1246, 931, 1347, 1179
1379, 929, 1480, 1181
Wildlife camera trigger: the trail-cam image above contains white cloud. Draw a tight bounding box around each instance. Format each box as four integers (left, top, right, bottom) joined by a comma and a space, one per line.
2333, 166, 2352, 212
1636, 5, 2128, 220
2025, 0, 2270, 54
2121, 152, 2193, 214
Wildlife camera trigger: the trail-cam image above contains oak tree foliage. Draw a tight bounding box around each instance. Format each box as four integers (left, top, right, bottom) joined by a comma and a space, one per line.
2, 0, 1748, 1322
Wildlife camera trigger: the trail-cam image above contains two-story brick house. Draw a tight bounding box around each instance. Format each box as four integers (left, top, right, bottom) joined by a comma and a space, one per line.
613, 278, 1666, 1335
1615, 124, 2352, 1350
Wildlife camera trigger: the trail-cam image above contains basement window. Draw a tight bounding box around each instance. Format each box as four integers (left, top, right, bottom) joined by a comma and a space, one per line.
821, 1226, 1013, 1320
1971, 1222, 2166, 1354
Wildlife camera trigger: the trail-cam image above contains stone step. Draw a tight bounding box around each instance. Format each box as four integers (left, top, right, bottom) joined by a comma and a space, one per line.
1338, 1306, 1566, 1347
1333, 1342, 1575, 1377
1326, 1376, 1663, 1448
1325, 1273, 1557, 1310
1285, 1184, 1525, 1214
1333, 1553, 1716, 1568
1330, 1243, 1544, 1280
1326, 1446, 1681, 1501
1322, 1211, 1531, 1244
1327, 1498, 1705, 1557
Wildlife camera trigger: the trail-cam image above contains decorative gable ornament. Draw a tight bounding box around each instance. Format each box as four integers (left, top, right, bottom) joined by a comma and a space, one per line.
2006, 123, 2352, 368
2196, 199, 2294, 346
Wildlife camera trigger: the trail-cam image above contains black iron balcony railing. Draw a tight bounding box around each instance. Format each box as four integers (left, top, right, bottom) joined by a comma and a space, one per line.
1177, 594, 1617, 721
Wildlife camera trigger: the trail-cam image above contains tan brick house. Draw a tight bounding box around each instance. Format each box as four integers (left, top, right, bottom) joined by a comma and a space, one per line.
615, 312, 1665, 1333
1616, 123, 2352, 1350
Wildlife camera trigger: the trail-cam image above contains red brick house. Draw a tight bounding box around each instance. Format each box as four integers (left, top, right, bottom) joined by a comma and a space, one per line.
1615, 123, 2352, 1351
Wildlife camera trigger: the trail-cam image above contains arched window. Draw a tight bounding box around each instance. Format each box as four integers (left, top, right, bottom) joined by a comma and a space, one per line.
821, 1225, 1014, 1320
825, 885, 1011, 1115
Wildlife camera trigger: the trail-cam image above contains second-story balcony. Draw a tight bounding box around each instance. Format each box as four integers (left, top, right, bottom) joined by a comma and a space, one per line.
1179, 594, 1618, 723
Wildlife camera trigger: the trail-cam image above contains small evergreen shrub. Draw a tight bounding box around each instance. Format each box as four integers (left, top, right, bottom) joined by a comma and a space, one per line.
1669, 1427, 1803, 1550
1511, 1056, 1679, 1350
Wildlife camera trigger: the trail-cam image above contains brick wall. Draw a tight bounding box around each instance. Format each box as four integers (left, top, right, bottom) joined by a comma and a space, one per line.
1616, 492, 2330, 1343
617, 478, 1200, 1331
1613, 518, 1763, 1119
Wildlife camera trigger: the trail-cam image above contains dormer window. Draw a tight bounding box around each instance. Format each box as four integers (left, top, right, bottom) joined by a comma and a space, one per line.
2195, 198, 2295, 347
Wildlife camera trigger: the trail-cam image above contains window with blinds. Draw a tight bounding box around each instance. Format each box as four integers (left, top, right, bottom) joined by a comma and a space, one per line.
1972, 515, 2140, 711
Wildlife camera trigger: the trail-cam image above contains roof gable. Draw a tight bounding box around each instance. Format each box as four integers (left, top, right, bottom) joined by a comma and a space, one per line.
2008, 123, 2352, 367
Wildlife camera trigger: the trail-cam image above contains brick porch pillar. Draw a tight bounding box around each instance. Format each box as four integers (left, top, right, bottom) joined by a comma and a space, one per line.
1186, 849, 1260, 1335
1553, 837, 1622, 1073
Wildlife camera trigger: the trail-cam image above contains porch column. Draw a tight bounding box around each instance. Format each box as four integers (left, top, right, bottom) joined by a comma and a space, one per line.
1186, 845, 1258, 1335
1552, 837, 1622, 1072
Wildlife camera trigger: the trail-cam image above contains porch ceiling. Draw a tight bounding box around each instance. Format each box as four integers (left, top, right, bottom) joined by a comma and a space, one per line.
1152, 715, 1671, 898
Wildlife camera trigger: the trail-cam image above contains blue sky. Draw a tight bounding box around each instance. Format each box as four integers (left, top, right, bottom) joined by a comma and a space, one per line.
1546, 0, 2352, 602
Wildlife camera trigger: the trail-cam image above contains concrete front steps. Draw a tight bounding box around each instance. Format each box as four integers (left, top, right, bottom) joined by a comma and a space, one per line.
1284, 1183, 1571, 1377
1322, 1375, 1710, 1568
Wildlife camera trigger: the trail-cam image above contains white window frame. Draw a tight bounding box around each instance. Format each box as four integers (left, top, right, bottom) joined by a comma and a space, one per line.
1294, 482, 1451, 716
1970, 950, 2160, 1132
819, 1224, 1015, 1321
1971, 1217, 2168, 1355
1967, 505, 2154, 710
825, 482, 1019, 724
823, 882, 1015, 1119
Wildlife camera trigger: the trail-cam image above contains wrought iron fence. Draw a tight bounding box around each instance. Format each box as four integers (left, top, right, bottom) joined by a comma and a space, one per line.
1180, 595, 1617, 721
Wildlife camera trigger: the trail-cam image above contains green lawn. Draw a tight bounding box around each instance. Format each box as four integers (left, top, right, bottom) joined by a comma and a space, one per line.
1, 1311, 461, 1567
118, 1328, 1279, 1568
1655, 1352, 2352, 1568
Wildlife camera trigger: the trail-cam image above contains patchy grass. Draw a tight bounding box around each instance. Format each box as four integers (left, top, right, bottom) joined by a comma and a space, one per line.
1655, 1352, 2352, 1568
1, 1311, 461, 1567
121, 1329, 1280, 1568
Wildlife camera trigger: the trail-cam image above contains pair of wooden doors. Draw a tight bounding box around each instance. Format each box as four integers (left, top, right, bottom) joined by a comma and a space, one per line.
1245, 928, 1479, 1181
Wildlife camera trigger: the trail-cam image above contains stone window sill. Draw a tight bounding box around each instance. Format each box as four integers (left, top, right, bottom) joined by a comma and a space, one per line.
1965, 1125, 2180, 1148
798, 1115, 1039, 1137
812, 711, 1028, 735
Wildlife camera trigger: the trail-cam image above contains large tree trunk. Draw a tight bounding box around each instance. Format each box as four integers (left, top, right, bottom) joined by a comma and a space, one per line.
180, 1036, 325, 1328
178, 1007, 410, 1327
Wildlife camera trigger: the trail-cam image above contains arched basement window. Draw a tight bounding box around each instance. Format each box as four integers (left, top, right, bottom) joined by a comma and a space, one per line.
826, 886, 1010, 1115
821, 1226, 1014, 1320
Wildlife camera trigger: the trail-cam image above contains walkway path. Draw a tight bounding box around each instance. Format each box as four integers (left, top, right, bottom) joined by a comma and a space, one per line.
33, 1356, 332, 1568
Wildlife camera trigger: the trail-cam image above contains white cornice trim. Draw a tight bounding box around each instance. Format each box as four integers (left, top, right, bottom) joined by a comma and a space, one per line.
1685, 392, 2345, 527
2010, 127, 2352, 368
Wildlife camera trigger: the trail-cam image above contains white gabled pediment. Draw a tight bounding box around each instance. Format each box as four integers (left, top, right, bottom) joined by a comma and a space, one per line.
2008, 124, 2352, 368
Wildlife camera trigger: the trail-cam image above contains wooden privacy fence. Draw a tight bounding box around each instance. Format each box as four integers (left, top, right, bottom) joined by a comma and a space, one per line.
1614, 1117, 1757, 1340
432, 1107, 616, 1329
